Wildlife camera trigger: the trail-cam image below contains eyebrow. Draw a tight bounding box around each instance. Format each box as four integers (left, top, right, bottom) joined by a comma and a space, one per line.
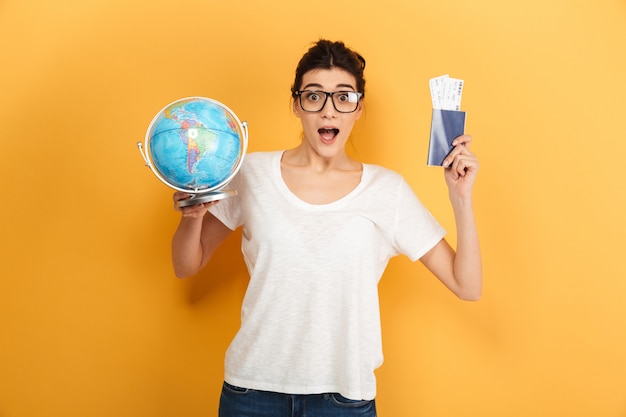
301, 82, 356, 91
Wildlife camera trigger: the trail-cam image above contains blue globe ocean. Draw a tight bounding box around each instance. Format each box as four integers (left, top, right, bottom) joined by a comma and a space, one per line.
142, 97, 247, 193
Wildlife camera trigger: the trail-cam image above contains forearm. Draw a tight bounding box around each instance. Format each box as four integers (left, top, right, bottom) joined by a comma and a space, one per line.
171, 216, 205, 278
450, 194, 482, 300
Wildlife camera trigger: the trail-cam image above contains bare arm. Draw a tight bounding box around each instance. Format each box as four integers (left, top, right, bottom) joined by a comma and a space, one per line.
420, 134, 482, 301
171, 192, 233, 278
420, 199, 482, 300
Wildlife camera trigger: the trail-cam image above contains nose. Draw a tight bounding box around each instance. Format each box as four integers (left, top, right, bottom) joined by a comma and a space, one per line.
320, 95, 337, 117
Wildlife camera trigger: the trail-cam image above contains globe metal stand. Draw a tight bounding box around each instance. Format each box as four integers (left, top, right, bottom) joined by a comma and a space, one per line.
176, 189, 237, 208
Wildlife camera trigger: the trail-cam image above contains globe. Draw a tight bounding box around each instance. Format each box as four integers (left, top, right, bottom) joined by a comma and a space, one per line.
138, 97, 248, 206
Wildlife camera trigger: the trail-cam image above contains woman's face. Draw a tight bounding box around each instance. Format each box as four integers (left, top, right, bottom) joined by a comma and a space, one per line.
293, 67, 363, 159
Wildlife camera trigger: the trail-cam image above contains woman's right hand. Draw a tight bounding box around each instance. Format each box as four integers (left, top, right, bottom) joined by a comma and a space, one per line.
173, 191, 218, 218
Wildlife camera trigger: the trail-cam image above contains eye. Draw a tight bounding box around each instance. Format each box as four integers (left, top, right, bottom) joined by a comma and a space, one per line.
336, 93, 350, 103
336, 92, 358, 103
304, 91, 322, 102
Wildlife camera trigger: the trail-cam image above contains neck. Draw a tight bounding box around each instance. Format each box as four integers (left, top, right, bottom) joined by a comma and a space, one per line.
284, 142, 357, 173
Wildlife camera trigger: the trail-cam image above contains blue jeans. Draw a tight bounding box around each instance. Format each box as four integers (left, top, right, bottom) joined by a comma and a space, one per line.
218, 382, 377, 417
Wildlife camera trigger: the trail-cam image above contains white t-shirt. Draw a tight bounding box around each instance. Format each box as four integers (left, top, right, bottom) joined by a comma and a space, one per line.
209, 151, 445, 400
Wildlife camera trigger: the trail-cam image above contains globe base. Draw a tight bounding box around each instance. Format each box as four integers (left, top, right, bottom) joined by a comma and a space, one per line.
177, 189, 237, 208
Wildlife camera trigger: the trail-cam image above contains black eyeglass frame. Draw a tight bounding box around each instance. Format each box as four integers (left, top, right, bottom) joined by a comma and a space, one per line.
295, 90, 363, 113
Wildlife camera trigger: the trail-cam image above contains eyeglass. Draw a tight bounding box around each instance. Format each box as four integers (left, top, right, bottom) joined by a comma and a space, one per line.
295, 90, 362, 113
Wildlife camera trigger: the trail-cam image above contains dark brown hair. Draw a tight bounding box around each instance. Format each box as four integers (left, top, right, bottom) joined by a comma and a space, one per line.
290, 39, 366, 99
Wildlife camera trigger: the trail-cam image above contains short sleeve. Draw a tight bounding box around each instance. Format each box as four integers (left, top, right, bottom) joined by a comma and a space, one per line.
392, 178, 446, 262
207, 171, 243, 230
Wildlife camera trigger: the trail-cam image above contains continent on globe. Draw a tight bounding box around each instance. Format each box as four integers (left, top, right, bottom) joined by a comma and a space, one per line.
181, 124, 217, 174
165, 107, 219, 175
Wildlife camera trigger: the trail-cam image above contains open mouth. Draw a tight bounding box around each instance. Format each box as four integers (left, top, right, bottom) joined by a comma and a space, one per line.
318, 128, 339, 141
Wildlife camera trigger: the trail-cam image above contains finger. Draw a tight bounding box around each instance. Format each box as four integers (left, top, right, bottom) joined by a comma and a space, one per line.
174, 192, 190, 211
449, 157, 463, 179
451, 143, 477, 163
456, 158, 468, 178
443, 147, 465, 168
181, 203, 206, 217
458, 155, 481, 176
180, 200, 220, 217
452, 153, 476, 176
173, 191, 191, 202
452, 134, 473, 149
443, 136, 473, 167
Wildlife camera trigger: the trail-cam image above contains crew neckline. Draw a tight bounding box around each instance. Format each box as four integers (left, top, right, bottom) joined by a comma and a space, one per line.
273, 151, 368, 209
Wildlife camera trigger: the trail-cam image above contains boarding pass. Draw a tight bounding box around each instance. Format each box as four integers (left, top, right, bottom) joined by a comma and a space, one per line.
429, 74, 464, 111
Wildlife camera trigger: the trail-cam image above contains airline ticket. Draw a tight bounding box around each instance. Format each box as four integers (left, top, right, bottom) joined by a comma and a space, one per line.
429, 74, 464, 111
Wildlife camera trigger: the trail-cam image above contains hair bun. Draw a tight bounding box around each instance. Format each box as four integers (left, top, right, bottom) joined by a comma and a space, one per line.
356, 53, 366, 70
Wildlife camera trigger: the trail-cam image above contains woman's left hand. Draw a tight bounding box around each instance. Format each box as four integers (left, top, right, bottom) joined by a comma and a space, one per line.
442, 134, 479, 198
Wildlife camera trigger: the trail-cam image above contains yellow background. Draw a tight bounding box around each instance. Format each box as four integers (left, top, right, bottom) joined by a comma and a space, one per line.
1, 0, 625, 416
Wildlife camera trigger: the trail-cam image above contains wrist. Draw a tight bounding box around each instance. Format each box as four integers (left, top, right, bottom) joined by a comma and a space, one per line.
449, 191, 473, 206
179, 213, 205, 228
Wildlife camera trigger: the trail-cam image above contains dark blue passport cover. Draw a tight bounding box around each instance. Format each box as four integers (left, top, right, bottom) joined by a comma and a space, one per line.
427, 109, 466, 166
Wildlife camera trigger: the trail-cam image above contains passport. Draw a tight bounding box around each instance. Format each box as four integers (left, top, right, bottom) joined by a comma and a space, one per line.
427, 109, 466, 166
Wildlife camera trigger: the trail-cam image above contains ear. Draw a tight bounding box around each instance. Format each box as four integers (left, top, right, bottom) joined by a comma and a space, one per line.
293, 99, 302, 119
354, 101, 364, 120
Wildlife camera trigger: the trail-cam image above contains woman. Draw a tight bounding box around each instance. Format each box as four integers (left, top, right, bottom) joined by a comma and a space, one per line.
171, 39, 481, 417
